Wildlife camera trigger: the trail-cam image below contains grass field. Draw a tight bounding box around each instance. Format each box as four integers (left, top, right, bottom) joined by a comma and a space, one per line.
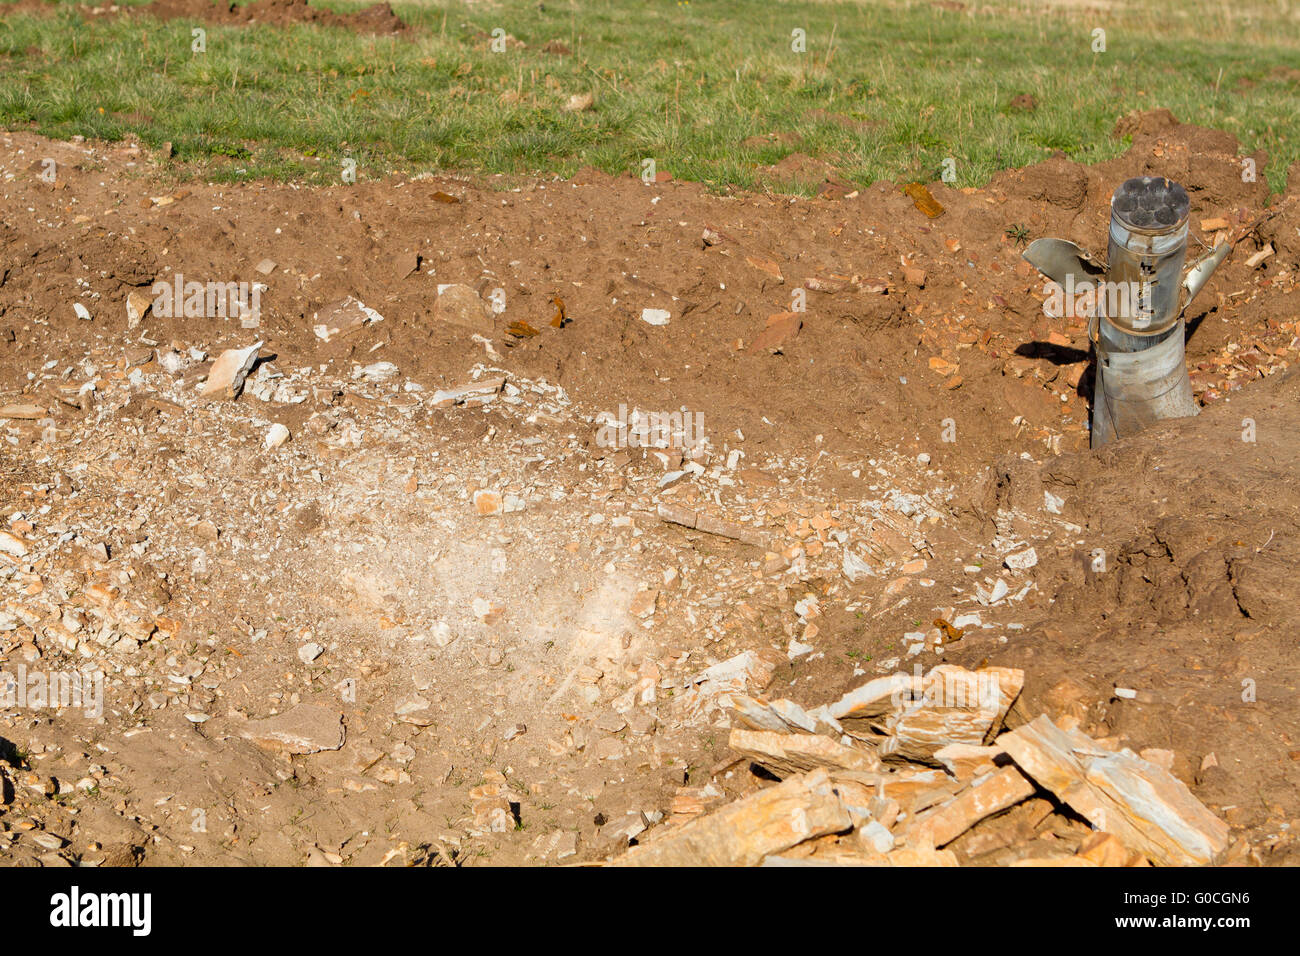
1, 0, 1299, 191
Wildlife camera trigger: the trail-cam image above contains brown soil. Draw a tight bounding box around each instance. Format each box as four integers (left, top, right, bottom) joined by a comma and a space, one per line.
14, 0, 410, 34
1, 110, 1297, 866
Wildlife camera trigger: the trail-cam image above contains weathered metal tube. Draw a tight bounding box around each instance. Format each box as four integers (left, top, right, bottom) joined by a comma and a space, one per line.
1090, 316, 1196, 446
1091, 177, 1198, 446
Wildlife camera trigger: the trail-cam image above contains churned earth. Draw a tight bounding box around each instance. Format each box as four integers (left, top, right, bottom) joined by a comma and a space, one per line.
0, 109, 1297, 865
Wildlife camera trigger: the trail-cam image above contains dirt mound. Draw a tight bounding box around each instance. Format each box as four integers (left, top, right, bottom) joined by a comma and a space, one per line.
1107, 109, 1268, 208
1020, 154, 1090, 209
105, 0, 407, 34
1113, 107, 1181, 140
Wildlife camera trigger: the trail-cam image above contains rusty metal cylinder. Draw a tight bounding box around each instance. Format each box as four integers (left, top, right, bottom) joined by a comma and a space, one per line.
1091, 177, 1198, 447
1102, 177, 1190, 335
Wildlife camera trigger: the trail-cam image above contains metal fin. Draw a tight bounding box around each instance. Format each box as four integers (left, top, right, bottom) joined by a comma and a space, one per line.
1180, 241, 1232, 315
1021, 238, 1105, 288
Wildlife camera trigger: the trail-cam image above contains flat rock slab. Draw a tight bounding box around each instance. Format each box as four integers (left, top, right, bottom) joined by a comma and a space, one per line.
832, 767, 962, 812
906, 765, 1036, 848
313, 296, 384, 342
764, 845, 959, 866
730, 728, 881, 778
241, 704, 346, 755
432, 375, 506, 407
689, 649, 779, 696
728, 693, 838, 735
827, 664, 1022, 762
934, 742, 1004, 781
999, 715, 1229, 866
610, 768, 852, 867
828, 672, 920, 735
202, 342, 261, 399
657, 503, 769, 547
434, 283, 494, 334
0, 404, 47, 419
0, 530, 31, 558
881, 665, 1024, 763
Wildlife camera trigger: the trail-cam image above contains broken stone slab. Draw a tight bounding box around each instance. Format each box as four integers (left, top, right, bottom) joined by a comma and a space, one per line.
903, 765, 1036, 848
355, 361, 399, 382
657, 503, 768, 547
472, 791, 513, 832
867, 845, 959, 866
240, 704, 345, 755
729, 728, 881, 778
977, 578, 1010, 606
863, 509, 925, 564
126, 289, 152, 328
898, 778, 966, 816
609, 768, 853, 867
695, 513, 769, 548
934, 741, 1004, 781
533, 829, 579, 861
0, 530, 31, 558
688, 650, 778, 697
998, 715, 1229, 866
629, 588, 658, 619
827, 671, 921, 737
1004, 547, 1038, 571
744, 255, 784, 283
822, 775, 878, 827
842, 549, 873, 581
656, 503, 697, 526
313, 296, 384, 342
956, 796, 1056, 859
599, 810, 660, 848
727, 694, 841, 736
831, 768, 962, 811
434, 284, 494, 334
879, 665, 1024, 764
201, 342, 261, 400
0, 404, 47, 420
760, 851, 875, 866
297, 641, 325, 663
700, 224, 733, 247
432, 375, 506, 407
393, 251, 421, 280
858, 819, 895, 854
1077, 831, 1149, 867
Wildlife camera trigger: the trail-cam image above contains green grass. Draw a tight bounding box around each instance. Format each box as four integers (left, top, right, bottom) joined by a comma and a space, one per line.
1, 0, 1298, 191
